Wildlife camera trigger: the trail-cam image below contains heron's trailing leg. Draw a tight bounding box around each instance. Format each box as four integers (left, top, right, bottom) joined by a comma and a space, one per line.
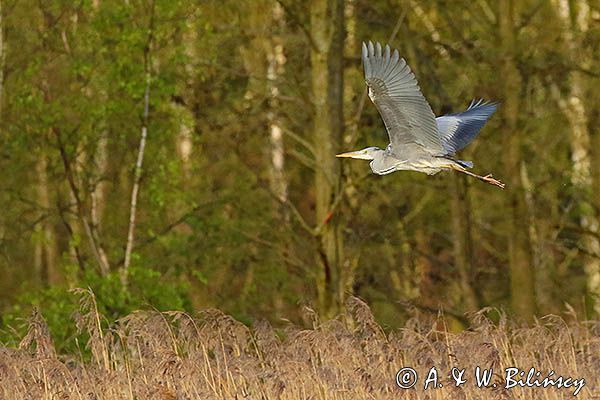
450, 164, 505, 189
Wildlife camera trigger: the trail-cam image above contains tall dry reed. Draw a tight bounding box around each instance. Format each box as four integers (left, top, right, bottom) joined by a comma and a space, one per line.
1, 293, 598, 399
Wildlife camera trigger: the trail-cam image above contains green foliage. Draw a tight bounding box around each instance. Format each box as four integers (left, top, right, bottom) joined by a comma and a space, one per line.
0, 266, 191, 352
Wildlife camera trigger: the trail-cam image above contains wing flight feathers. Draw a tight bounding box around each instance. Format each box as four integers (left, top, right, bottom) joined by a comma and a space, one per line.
362, 41, 444, 156
436, 100, 498, 154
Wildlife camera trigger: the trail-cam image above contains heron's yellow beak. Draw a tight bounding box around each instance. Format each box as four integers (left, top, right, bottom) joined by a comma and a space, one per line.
336, 150, 370, 160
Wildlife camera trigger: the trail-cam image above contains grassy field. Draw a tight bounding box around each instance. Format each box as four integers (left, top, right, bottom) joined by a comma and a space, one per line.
1, 294, 598, 399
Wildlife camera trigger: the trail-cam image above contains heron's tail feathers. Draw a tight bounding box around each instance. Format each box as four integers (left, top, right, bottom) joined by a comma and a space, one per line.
438, 156, 474, 169
455, 159, 473, 169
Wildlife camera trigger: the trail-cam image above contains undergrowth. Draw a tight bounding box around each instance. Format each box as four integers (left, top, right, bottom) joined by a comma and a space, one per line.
0, 292, 598, 399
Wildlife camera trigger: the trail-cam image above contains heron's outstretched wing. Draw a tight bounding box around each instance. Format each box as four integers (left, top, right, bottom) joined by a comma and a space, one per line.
362, 41, 444, 156
436, 99, 498, 154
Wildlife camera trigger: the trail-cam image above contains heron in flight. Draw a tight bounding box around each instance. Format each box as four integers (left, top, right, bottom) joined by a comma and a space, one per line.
337, 41, 504, 189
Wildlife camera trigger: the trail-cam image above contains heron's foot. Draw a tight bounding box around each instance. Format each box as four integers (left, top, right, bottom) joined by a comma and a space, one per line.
481, 174, 505, 189
450, 165, 506, 189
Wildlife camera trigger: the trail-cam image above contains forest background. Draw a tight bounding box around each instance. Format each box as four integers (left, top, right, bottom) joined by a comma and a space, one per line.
0, 0, 599, 349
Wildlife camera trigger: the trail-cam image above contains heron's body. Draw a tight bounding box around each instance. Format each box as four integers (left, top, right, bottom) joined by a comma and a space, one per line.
337, 41, 504, 188
367, 146, 460, 176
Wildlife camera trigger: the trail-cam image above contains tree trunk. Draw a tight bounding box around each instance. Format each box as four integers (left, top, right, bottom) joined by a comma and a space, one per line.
35, 155, 59, 286
451, 174, 479, 312
0, 0, 4, 116
499, 0, 535, 321
311, 0, 345, 317
341, 0, 361, 297
415, 228, 435, 308
268, 1, 289, 318
91, 131, 109, 246
177, 13, 197, 177
553, 0, 598, 316
122, 1, 155, 282
267, 2, 288, 215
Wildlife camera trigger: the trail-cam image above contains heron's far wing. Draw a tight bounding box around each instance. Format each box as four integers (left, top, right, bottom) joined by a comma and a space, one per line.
362, 41, 444, 156
436, 99, 498, 154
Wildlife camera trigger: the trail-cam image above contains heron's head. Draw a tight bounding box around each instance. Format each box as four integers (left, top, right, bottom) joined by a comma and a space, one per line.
336, 146, 382, 161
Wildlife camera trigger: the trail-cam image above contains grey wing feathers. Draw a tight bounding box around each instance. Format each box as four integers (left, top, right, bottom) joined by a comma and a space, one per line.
436, 99, 498, 154
362, 41, 444, 156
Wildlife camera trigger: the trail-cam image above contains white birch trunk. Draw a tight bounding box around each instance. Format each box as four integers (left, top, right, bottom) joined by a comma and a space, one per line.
123, 73, 150, 273
554, 0, 599, 314
176, 16, 197, 176
91, 132, 109, 244
267, 2, 288, 207
123, 1, 155, 278
409, 0, 449, 58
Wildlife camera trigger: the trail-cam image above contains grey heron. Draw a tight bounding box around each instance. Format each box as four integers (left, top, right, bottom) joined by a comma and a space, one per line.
337, 41, 504, 189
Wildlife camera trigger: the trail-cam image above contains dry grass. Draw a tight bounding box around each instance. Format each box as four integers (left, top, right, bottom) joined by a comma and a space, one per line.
1, 293, 599, 399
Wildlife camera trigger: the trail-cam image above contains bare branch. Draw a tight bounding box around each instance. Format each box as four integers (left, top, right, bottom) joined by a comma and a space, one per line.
281, 126, 315, 155
53, 126, 110, 275
287, 148, 316, 170
275, 0, 318, 51
517, 0, 545, 32
115, 199, 227, 265
315, 171, 370, 235
233, 228, 310, 273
